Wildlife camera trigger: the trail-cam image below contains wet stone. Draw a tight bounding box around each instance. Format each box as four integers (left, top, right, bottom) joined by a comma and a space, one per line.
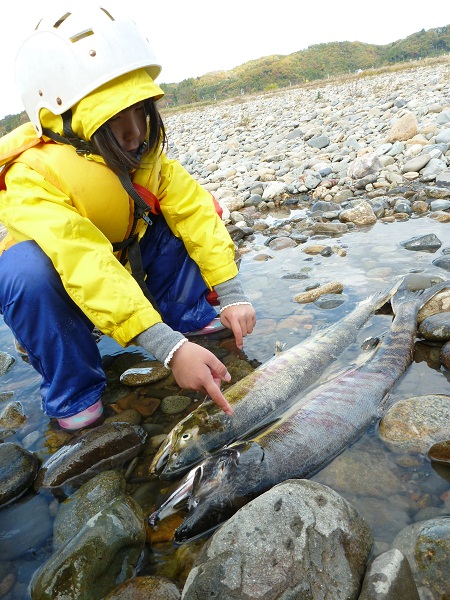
267, 236, 297, 250
160, 395, 192, 415
440, 340, 450, 370
0, 443, 40, 507
432, 255, 450, 271
0, 401, 26, 430
53, 470, 127, 550
314, 293, 348, 309
120, 362, 171, 386
418, 312, 450, 342
358, 549, 420, 599
30, 495, 146, 600
400, 233, 442, 252
379, 394, 450, 454
105, 409, 142, 426
428, 440, 450, 466
104, 576, 181, 600
281, 272, 309, 280
391, 518, 450, 599
0, 351, 14, 376
294, 281, 344, 304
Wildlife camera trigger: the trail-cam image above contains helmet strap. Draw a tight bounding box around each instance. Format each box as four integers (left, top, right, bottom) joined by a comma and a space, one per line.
41, 109, 96, 155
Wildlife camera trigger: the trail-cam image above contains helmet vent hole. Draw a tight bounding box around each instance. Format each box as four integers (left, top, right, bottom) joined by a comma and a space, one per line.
70, 29, 94, 43
100, 8, 115, 21
53, 13, 71, 29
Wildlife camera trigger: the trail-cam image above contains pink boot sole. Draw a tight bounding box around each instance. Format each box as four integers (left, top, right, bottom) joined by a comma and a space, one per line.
57, 399, 104, 430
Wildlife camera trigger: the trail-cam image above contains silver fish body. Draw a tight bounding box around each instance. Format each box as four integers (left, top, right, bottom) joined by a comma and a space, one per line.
165, 282, 449, 543
151, 281, 404, 479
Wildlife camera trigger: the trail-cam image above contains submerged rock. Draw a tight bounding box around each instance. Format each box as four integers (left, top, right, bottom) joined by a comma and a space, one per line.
30, 495, 146, 600
0, 443, 40, 507
0, 351, 14, 376
379, 395, 450, 454
105, 576, 181, 600
391, 517, 450, 598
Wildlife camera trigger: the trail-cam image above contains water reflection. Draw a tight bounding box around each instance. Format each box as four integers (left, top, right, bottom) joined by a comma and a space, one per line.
1, 213, 450, 594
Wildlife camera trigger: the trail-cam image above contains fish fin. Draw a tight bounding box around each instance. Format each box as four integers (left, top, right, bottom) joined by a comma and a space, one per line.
360, 334, 385, 351
392, 280, 450, 313
274, 341, 286, 355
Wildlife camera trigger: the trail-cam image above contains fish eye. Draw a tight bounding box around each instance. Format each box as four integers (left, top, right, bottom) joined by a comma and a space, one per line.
181, 433, 191, 440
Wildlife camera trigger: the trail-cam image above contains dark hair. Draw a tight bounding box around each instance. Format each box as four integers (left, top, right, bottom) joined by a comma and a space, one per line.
92, 98, 167, 175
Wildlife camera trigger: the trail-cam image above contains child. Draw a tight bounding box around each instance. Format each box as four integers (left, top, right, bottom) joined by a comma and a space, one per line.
0, 5, 256, 430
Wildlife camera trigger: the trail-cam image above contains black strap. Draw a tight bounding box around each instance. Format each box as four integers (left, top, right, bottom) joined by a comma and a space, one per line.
42, 110, 96, 155
117, 171, 152, 224
127, 235, 161, 314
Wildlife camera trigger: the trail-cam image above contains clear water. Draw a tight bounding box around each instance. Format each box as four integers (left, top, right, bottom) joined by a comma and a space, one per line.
1, 212, 450, 595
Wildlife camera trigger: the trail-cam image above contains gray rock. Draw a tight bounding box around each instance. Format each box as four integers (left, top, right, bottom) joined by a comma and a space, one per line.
105, 576, 181, 599
308, 134, 330, 149
436, 168, 450, 188
379, 394, 450, 454
430, 199, 450, 211
30, 495, 146, 600
391, 517, 450, 598
0, 351, 14, 376
182, 479, 372, 600
418, 312, 450, 342
53, 470, 127, 550
435, 128, 450, 144
400, 233, 442, 252
401, 153, 431, 173
358, 549, 420, 599
432, 255, 450, 271
348, 154, 383, 179
0, 443, 40, 507
160, 395, 192, 415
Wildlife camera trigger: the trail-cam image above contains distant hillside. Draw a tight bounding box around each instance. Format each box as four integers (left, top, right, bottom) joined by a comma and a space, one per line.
159, 24, 450, 107
1, 24, 449, 133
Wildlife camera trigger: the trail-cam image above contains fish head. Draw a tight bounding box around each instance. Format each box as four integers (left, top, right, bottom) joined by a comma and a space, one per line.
173, 440, 266, 544
148, 468, 197, 527
150, 406, 232, 479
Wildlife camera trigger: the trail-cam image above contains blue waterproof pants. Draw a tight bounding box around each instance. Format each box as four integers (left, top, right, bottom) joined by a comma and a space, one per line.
0, 217, 216, 419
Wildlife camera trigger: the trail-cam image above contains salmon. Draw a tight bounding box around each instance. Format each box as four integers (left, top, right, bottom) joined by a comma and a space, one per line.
150, 281, 449, 543
151, 279, 404, 479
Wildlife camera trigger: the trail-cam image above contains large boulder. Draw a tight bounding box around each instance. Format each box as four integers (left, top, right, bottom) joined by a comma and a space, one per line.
182, 479, 372, 599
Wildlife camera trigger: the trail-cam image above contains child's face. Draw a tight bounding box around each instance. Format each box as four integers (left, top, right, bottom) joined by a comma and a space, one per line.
108, 101, 146, 153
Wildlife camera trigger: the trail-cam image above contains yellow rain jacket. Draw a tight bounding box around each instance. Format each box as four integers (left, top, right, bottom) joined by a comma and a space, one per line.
0, 69, 237, 346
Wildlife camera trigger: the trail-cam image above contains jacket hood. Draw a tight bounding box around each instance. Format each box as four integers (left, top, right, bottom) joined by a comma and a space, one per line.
39, 68, 164, 142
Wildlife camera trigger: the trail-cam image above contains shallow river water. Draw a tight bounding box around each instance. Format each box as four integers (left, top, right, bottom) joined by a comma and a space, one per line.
1, 210, 450, 596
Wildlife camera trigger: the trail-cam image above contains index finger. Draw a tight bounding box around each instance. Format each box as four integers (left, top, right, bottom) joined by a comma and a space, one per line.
204, 378, 233, 416
230, 321, 244, 350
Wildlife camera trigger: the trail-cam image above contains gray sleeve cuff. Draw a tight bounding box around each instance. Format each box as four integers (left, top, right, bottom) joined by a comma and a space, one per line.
215, 277, 250, 309
135, 322, 187, 367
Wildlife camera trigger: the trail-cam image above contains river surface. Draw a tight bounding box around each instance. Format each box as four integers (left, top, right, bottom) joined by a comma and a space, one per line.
1, 211, 450, 595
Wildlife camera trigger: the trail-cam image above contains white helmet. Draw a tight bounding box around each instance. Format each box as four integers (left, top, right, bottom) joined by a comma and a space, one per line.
15, 4, 162, 135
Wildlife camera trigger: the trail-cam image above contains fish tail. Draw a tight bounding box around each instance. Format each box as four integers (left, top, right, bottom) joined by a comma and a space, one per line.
392, 279, 450, 313
370, 278, 404, 311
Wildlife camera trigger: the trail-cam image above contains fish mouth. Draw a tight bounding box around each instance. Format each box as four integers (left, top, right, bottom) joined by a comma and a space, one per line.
148, 468, 197, 527
149, 437, 172, 475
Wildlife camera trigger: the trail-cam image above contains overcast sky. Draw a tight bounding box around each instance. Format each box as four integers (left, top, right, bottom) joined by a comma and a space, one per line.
1, 0, 447, 120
